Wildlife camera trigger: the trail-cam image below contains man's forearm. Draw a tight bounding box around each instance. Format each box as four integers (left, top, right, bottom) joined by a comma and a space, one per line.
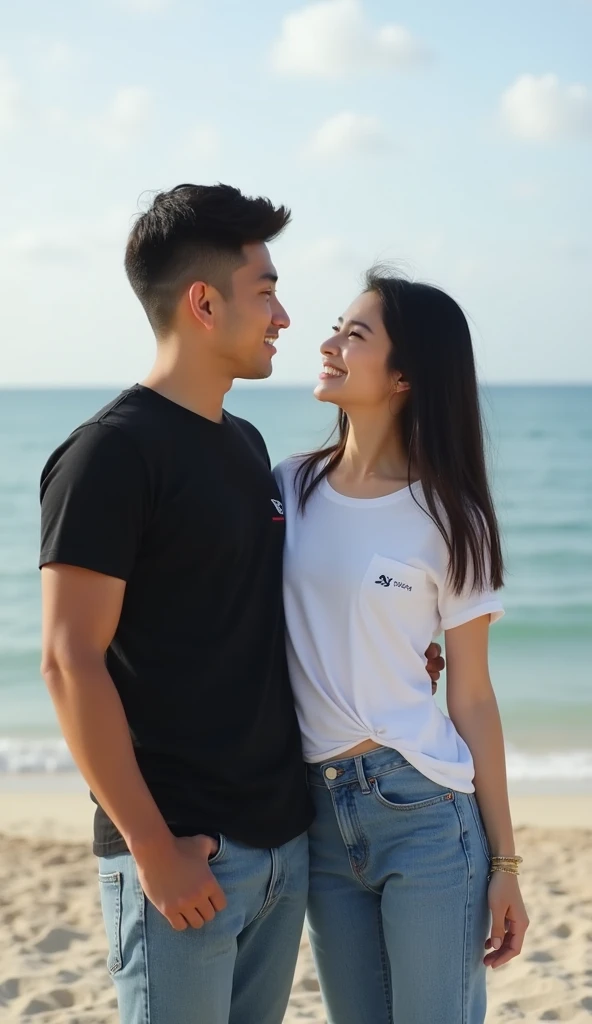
43, 655, 173, 856
449, 695, 515, 856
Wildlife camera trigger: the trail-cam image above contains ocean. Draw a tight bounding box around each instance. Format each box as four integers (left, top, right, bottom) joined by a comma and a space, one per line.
1, 385, 591, 792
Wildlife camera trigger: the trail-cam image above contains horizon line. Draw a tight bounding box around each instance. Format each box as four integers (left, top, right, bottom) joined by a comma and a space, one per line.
1, 381, 592, 391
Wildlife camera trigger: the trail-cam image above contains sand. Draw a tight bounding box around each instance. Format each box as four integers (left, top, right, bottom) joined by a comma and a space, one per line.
1, 789, 591, 1023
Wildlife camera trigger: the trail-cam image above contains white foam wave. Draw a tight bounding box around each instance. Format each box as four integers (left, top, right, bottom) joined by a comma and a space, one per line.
1, 737, 592, 782
505, 746, 592, 781
0, 738, 76, 774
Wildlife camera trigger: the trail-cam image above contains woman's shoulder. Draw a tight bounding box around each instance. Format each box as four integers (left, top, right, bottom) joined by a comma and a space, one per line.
273, 454, 309, 481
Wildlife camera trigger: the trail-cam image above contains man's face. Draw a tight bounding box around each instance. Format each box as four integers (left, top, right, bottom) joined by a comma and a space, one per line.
216, 243, 290, 380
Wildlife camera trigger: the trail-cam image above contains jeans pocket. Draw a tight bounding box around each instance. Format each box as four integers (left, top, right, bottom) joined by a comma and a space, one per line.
208, 833, 227, 866
467, 793, 491, 860
98, 872, 123, 976
371, 768, 454, 811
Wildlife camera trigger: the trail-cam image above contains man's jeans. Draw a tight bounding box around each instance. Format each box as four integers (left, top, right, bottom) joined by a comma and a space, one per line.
307, 747, 491, 1024
98, 832, 309, 1024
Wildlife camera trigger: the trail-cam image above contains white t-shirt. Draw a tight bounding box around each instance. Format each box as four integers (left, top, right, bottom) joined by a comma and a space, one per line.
274, 457, 504, 792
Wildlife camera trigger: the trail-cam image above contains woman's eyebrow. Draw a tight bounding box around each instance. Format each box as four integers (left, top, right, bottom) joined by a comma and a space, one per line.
337, 316, 373, 333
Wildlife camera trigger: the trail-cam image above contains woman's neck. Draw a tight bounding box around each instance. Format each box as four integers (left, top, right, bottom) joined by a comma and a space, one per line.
338, 406, 410, 485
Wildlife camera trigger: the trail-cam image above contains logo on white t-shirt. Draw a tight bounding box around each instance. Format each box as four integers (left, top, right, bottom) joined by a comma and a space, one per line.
375, 574, 412, 592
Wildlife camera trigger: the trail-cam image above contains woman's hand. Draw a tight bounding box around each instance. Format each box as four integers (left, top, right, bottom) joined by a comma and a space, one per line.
484, 870, 529, 969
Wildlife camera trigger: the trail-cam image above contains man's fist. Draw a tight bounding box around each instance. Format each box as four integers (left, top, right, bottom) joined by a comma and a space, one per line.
135, 833, 227, 931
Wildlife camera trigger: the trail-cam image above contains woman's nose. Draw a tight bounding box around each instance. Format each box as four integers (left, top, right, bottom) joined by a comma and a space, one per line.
321, 336, 340, 355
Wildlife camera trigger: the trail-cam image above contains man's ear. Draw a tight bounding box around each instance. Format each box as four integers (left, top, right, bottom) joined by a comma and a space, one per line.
188, 282, 215, 330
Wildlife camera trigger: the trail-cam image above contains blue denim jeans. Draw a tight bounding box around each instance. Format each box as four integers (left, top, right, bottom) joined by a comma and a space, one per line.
98, 831, 308, 1024
307, 747, 491, 1024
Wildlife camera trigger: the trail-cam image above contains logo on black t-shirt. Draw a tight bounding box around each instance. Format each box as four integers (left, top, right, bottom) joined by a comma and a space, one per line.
271, 499, 285, 521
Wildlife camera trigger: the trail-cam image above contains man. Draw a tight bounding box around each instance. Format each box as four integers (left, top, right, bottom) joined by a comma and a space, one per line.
40, 183, 444, 1024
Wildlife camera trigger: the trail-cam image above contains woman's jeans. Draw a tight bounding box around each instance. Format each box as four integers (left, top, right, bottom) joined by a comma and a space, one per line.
307, 747, 491, 1024
98, 832, 309, 1024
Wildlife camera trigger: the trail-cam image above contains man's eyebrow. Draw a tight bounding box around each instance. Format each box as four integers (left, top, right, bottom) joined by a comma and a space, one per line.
259, 272, 278, 283
337, 316, 373, 333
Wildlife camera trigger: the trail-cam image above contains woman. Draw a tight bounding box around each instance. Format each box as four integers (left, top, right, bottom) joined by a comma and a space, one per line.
274, 269, 529, 1024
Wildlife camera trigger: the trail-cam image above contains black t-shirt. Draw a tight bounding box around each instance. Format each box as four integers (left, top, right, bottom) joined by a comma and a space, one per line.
40, 385, 312, 856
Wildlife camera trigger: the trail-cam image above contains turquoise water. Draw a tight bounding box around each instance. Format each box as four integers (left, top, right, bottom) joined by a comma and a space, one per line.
0, 386, 591, 789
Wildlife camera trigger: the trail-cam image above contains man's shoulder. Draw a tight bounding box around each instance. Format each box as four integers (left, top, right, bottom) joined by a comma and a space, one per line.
226, 413, 270, 464
41, 389, 152, 483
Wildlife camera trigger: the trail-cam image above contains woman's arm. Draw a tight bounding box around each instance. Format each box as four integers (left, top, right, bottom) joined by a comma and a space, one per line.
445, 615, 513, 855
445, 614, 529, 968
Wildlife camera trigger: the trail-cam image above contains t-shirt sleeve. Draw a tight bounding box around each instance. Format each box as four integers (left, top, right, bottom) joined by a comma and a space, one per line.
236, 418, 271, 469
273, 457, 302, 503
436, 542, 504, 632
40, 423, 149, 582
439, 583, 504, 632
272, 460, 287, 500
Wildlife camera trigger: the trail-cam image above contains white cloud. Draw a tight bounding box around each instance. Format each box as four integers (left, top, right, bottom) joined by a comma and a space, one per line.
305, 111, 387, 160
509, 179, 545, 201
43, 41, 79, 71
271, 0, 429, 80
183, 123, 221, 161
500, 73, 592, 141
118, 0, 172, 11
91, 86, 151, 148
289, 236, 359, 274
0, 209, 129, 265
0, 60, 22, 133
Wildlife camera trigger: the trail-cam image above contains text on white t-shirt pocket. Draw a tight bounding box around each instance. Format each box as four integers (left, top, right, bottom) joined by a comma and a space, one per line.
361, 554, 427, 629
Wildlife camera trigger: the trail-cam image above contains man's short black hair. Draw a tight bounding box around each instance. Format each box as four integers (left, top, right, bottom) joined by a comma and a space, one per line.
125, 183, 291, 332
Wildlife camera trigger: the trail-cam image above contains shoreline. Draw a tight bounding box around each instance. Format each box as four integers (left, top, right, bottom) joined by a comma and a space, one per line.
0, 783, 591, 843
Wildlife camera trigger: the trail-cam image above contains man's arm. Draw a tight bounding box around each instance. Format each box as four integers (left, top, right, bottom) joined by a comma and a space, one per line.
41, 563, 226, 930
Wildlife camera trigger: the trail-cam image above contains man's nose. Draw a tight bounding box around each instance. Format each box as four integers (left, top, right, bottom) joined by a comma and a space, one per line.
271, 299, 290, 330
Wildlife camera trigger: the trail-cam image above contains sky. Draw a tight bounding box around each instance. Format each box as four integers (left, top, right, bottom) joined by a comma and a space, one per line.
1, 0, 591, 386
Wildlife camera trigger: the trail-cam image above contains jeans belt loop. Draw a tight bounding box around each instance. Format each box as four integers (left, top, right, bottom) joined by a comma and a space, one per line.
354, 755, 371, 793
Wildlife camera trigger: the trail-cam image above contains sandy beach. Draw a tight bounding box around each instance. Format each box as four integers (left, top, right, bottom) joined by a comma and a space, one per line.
1, 788, 591, 1023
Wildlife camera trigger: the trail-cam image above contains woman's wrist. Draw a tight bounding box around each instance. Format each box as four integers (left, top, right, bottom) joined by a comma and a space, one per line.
490, 854, 522, 876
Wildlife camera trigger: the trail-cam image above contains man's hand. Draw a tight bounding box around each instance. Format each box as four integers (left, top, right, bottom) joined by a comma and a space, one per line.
425, 642, 445, 695
134, 833, 227, 931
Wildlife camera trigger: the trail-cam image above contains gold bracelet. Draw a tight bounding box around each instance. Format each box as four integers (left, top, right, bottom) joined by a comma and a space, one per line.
491, 855, 523, 865
490, 864, 520, 875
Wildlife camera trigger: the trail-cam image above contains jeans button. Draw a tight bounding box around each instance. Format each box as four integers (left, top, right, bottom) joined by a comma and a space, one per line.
325, 767, 338, 780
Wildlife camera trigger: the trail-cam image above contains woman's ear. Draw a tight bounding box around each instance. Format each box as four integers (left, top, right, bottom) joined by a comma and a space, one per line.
392, 373, 411, 394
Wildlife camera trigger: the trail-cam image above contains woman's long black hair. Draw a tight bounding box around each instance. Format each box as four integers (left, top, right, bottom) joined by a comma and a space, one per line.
296, 269, 504, 595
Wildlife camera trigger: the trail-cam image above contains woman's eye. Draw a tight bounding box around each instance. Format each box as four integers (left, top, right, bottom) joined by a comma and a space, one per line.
349, 331, 363, 340
331, 325, 339, 333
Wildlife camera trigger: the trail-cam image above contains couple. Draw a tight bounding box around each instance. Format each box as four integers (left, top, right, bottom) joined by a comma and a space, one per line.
39, 183, 528, 1024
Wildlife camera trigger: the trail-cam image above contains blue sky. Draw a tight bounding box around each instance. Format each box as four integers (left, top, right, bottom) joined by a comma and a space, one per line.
1, 0, 591, 385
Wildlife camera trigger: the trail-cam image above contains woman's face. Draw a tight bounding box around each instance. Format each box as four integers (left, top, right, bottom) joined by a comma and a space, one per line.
315, 290, 397, 410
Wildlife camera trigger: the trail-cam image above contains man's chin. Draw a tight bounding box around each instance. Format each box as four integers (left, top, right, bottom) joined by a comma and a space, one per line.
232, 368, 274, 385
236, 362, 273, 382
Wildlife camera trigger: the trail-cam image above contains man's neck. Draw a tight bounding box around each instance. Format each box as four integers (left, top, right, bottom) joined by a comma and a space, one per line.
142, 346, 233, 423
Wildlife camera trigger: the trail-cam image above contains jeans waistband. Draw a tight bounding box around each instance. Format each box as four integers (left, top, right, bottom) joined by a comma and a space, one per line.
307, 746, 411, 790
